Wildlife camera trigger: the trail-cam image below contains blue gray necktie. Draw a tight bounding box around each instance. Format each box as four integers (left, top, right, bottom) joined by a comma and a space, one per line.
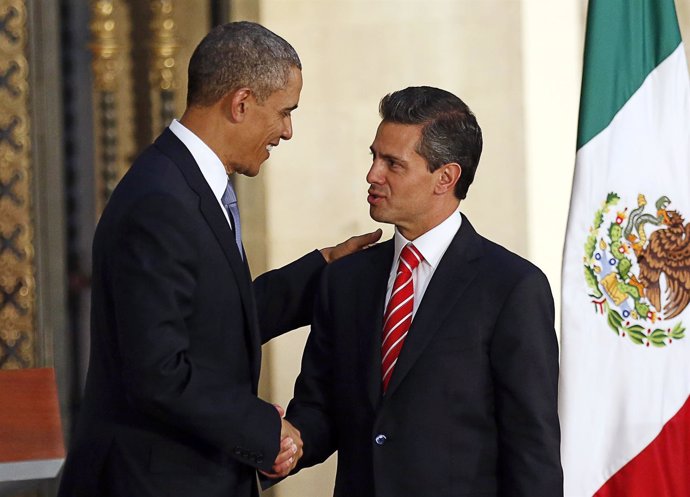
221, 180, 243, 259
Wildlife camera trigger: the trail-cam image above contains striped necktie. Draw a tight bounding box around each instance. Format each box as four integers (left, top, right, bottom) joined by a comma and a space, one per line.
381, 243, 423, 393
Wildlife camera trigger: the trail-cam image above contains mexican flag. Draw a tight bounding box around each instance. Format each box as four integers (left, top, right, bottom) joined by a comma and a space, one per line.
559, 1, 690, 496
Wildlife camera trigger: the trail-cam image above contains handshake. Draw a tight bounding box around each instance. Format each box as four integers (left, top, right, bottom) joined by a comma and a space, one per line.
261, 404, 303, 479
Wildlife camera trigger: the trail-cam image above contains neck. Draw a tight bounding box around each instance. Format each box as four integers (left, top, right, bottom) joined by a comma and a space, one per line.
180, 106, 235, 174
397, 200, 460, 240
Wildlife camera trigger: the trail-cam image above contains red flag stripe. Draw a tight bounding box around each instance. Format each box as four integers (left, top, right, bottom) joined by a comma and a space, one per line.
595, 394, 690, 497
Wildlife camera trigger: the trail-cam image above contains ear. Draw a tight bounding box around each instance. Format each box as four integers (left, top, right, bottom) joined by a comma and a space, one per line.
434, 162, 461, 195
222, 87, 252, 123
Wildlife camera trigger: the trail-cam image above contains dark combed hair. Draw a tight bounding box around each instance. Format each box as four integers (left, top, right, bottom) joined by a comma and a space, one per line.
379, 86, 483, 200
187, 21, 301, 107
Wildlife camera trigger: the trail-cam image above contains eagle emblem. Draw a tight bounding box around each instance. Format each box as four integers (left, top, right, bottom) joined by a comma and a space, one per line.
584, 193, 687, 347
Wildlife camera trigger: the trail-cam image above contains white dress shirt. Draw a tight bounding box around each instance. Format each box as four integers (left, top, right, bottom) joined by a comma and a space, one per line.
168, 119, 233, 228
384, 211, 462, 318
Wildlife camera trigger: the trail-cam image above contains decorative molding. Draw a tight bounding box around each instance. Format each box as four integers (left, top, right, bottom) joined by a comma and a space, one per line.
89, 0, 119, 92
89, 0, 120, 204
0, 0, 36, 369
149, 0, 179, 131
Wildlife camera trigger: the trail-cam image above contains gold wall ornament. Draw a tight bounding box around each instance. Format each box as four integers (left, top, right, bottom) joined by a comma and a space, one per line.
0, 0, 36, 369
89, 0, 121, 204
89, 0, 120, 92
150, 0, 179, 132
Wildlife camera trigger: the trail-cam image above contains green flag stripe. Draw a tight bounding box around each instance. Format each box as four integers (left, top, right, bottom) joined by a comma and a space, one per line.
577, 0, 681, 149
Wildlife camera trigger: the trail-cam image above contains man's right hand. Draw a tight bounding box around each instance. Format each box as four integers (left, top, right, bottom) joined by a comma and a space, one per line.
260, 408, 303, 478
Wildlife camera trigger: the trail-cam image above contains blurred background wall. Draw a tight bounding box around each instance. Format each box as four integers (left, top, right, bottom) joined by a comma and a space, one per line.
2, 0, 690, 495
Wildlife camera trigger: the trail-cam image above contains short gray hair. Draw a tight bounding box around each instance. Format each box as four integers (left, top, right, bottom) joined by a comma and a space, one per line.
187, 21, 302, 106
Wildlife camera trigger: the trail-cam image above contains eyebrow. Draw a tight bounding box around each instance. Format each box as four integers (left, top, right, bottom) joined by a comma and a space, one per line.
369, 146, 407, 165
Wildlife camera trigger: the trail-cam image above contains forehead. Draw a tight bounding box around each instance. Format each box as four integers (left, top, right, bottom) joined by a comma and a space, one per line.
372, 121, 423, 155
265, 66, 302, 106
285, 66, 303, 97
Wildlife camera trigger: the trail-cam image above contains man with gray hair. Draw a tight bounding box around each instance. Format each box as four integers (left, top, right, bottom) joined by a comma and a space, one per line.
283, 86, 563, 496
58, 21, 379, 497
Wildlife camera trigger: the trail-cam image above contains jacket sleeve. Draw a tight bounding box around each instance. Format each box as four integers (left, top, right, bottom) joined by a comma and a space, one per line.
284, 266, 339, 469
490, 269, 564, 497
110, 193, 281, 473
253, 250, 326, 343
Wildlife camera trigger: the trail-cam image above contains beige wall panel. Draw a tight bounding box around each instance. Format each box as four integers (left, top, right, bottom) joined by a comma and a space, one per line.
521, 0, 585, 337
259, 1, 527, 268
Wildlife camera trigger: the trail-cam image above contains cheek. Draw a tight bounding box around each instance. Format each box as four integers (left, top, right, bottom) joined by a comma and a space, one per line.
266, 117, 281, 133
395, 180, 419, 199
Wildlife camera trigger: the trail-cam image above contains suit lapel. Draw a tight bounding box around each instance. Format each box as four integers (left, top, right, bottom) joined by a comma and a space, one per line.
356, 240, 394, 409
383, 215, 484, 398
154, 130, 262, 380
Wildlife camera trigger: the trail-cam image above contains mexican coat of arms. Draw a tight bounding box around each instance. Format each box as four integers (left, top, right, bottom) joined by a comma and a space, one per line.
584, 193, 689, 346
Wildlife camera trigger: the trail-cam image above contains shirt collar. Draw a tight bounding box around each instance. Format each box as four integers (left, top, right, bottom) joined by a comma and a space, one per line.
169, 119, 229, 202
392, 211, 462, 268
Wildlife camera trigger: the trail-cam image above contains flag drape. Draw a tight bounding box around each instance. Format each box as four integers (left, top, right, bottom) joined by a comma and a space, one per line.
560, 1, 690, 496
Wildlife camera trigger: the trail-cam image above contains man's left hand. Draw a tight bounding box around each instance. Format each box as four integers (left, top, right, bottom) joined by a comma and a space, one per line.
320, 229, 383, 263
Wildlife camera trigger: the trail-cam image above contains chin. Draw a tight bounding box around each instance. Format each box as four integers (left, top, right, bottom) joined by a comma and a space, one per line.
237, 161, 263, 177
369, 207, 389, 224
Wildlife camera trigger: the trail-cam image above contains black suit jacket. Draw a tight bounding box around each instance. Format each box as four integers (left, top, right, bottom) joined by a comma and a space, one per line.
286, 216, 563, 497
58, 129, 325, 497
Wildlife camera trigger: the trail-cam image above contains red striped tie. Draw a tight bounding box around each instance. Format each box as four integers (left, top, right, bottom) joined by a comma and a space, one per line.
381, 243, 423, 393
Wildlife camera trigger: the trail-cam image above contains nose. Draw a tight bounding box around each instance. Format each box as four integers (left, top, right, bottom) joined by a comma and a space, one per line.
366, 160, 384, 185
281, 116, 293, 140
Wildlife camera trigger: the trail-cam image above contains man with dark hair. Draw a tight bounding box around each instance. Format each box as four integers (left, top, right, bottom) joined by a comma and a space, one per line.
57, 21, 379, 497
282, 86, 563, 496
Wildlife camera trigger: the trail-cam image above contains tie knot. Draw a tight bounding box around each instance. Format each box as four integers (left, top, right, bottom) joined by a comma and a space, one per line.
399, 243, 423, 273
222, 181, 237, 207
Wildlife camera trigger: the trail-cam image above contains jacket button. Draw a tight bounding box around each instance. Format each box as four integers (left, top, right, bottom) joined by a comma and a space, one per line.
374, 434, 387, 446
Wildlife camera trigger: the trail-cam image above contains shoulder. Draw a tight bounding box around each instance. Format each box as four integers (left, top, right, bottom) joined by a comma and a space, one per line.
464, 219, 550, 293
482, 238, 543, 277
326, 239, 393, 277
98, 140, 201, 236
110, 136, 197, 206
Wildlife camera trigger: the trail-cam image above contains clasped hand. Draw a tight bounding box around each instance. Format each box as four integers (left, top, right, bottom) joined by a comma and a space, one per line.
260, 405, 303, 479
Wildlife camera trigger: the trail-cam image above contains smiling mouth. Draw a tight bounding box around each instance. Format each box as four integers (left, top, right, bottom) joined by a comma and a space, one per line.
266, 144, 276, 153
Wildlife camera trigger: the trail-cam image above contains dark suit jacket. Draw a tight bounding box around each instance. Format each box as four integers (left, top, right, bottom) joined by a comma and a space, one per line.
286, 216, 563, 497
58, 129, 325, 497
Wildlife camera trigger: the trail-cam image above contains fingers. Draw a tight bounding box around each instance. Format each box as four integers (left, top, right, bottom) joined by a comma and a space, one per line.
281, 419, 303, 460
261, 406, 301, 479
274, 436, 298, 466
321, 228, 383, 263
348, 228, 383, 250
265, 419, 303, 478
261, 436, 299, 478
